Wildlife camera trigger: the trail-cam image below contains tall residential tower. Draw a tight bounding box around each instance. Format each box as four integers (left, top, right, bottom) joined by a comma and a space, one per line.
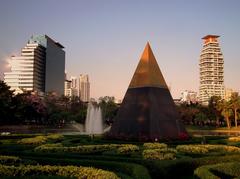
199, 35, 224, 105
4, 35, 65, 95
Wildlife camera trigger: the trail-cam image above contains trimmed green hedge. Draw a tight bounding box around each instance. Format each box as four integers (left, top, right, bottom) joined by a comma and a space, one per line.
194, 162, 240, 179
0, 155, 21, 165
143, 148, 177, 160
18, 136, 47, 145
143, 143, 167, 149
0, 164, 119, 179
19, 155, 150, 179
176, 144, 240, 155
35, 143, 140, 155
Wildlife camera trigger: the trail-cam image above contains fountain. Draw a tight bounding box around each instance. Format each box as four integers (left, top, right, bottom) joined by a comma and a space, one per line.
85, 102, 103, 134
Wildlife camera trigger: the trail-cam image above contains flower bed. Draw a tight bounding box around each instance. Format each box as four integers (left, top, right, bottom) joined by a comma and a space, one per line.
0, 164, 119, 179
228, 136, 240, 142
116, 144, 139, 154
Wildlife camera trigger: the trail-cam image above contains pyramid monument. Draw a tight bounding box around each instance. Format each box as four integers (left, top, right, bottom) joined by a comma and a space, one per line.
108, 42, 187, 141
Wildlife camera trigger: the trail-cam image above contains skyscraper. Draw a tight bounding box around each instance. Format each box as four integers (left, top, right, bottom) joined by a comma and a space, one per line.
4, 35, 65, 95
79, 74, 90, 102
199, 35, 224, 105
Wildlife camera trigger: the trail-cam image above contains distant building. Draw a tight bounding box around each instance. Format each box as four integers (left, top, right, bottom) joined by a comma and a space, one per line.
64, 79, 78, 97
79, 74, 90, 102
180, 90, 198, 104
199, 35, 224, 105
225, 88, 238, 101
4, 35, 65, 95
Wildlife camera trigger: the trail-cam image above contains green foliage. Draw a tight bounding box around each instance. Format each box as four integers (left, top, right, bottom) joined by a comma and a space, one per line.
98, 96, 118, 122
0, 155, 21, 165
194, 162, 240, 179
34, 144, 122, 154
116, 144, 139, 154
46, 134, 64, 141
0, 164, 119, 178
143, 143, 167, 149
18, 136, 47, 145
143, 148, 176, 160
176, 144, 240, 155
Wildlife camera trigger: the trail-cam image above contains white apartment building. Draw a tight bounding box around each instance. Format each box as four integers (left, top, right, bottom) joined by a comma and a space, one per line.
79, 74, 90, 102
199, 35, 224, 105
4, 35, 65, 95
4, 43, 46, 94
180, 90, 198, 104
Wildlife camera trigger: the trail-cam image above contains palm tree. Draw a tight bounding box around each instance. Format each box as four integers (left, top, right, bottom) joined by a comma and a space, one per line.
229, 92, 240, 127
217, 99, 232, 129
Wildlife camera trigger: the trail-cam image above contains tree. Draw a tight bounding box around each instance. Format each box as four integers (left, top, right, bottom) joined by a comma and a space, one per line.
98, 96, 118, 123
0, 80, 14, 124
229, 92, 240, 127
208, 96, 222, 126
217, 99, 232, 129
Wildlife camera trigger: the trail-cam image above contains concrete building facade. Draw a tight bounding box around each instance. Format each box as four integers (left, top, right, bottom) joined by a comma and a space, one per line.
4, 35, 65, 95
79, 74, 90, 102
199, 35, 224, 105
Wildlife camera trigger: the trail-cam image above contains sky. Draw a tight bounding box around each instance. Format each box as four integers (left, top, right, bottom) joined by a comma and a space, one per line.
0, 0, 240, 99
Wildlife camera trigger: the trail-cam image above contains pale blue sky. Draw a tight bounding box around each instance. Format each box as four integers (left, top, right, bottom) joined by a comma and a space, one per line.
0, 0, 240, 99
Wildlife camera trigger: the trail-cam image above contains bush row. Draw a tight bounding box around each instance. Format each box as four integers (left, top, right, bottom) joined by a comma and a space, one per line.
0, 164, 119, 179
35, 143, 139, 155
194, 162, 240, 179
17, 134, 64, 145
176, 144, 240, 154
228, 136, 240, 142
143, 148, 176, 160
21, 155, 151, 179
0, 155, 21, 165
143, 143, 167, 149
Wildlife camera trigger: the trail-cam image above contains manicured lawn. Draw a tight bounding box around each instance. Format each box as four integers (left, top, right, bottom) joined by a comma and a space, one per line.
1, 134, 240, 178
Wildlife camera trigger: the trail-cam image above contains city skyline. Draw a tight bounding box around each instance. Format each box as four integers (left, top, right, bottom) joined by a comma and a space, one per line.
1, 0, 240, 99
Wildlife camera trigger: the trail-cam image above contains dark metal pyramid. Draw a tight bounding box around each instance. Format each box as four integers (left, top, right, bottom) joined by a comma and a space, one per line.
108, 43, 187, 141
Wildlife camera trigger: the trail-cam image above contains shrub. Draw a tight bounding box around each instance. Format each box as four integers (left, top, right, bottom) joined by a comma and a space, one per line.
176, 144, 240, 154
228, 136, 240, 142
0, 164, 119, 178
116, 144, 139, 154
194, 162, 240, 179
17, 136, 47, 145
46, 134, 64, 141
0, 155, 21, 165
143, 143, 167, 149
176, 145, 208, 154
34, 144, 122, 154
143, 148, 176, 160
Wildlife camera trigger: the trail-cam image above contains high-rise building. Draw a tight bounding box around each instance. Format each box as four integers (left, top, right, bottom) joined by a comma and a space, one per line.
64, 79, 78, 97
4, 35, 65, 95
199, 35, 224, 105
79, 74, 90, 102
180, 90, 198, 104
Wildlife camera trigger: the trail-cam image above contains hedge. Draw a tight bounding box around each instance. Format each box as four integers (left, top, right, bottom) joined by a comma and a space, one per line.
21, 156, 151, 179
17, 136, 47, 145
194, 162, 240, 179
228, 136, 240, 142
143, 148, 177, 160
176, 144, 240, 155
0, 164, 119, 179
143, 143, 167, 149
0, 155, 21, 165
35, 144, 139, 155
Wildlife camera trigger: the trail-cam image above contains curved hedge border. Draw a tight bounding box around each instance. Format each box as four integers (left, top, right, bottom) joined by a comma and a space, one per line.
35, 144, 139, 155
0, 155, 20, 165
143, 143, 167, 149
143, 148, 177, 160
194, 162, 240, 179
176, 144, 240, 155
0, 164, 119, 179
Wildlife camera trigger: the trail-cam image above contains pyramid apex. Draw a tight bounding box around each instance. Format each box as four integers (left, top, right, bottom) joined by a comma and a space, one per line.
129, 44, 168, 89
